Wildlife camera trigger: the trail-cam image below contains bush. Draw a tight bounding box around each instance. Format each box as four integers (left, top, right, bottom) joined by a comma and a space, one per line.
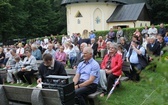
27, 24, 168, 44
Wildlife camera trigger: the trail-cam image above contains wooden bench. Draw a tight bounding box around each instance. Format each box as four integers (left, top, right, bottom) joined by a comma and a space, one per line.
66, 69, 101, 105
0, 85, 62, 105
66, 61, 131, 105
0, 68, 7, 84
36, 60, 43, 67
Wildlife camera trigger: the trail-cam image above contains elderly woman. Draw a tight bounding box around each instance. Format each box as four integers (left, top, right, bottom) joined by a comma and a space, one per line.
31, 44, 42, 60
55, 46, 67, 66
17, 48, 38, 87
99, 43, 123, 97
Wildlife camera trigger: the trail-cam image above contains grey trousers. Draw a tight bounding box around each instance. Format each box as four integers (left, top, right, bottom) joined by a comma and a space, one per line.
7, 69, 19, 82
99, 70, 107, 91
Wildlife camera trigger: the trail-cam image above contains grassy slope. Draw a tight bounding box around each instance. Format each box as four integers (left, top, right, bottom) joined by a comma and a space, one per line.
4, 57, 168, 105
99, 70, 168, 105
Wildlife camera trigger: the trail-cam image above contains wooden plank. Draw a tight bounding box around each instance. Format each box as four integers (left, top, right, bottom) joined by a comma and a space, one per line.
0, 85, 9, 105
66, 69, 76, 77
41, 89, 60, 98
4, 86, 32, 103
36, 60, 43, 64
41, 89, 62, 105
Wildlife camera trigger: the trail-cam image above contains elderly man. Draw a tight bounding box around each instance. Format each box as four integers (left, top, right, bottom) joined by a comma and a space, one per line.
97, 36, 106, 58
126, 40, 146, 81
43, 43, 56, 58
73, 47, 100, 105
73, 42, 87, 70
147, 36, 161, 57
148, 24, 158, 37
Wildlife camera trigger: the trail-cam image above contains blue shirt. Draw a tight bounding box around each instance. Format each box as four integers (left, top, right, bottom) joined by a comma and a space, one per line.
89, 33, 96, 39
126, 46, 145, 63
76, 58, 100, 84
32, 49, 42, 60
44, 49, 56, 58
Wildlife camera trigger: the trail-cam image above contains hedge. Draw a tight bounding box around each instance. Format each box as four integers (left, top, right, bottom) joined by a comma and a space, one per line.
27, 24, 168, 44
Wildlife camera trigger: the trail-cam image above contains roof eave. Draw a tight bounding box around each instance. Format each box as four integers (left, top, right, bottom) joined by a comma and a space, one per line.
107, 20, 137, 23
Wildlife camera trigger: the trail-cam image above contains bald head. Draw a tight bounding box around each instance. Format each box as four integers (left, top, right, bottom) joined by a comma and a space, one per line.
48, 44, 53, 51
80, 43, 87, 52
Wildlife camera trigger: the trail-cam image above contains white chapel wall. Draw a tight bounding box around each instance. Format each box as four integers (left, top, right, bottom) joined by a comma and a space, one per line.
66, 2, 117, 35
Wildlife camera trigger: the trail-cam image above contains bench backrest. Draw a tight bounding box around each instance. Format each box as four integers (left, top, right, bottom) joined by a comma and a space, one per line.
36, 60, 43, 67
0, 85, 62, 105
66, 61, 131, 76
66, 69, 76, 76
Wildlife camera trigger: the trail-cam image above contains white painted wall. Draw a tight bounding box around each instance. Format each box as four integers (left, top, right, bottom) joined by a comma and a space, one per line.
65, 3, 151, 35
66, 2, 117, 35
108, 22, 135, 29
135, 20, 151, 27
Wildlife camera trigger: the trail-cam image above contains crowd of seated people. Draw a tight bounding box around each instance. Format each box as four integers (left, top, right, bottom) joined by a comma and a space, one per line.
0, 25, 167, 102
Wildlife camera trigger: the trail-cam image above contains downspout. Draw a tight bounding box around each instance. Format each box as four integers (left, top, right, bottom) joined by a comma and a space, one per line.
133, 21, 136, 28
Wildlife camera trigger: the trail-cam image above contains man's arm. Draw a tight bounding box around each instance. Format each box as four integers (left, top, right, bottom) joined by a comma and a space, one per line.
73, 73, 80, 85
75, 75, 95, 89
37, 64, 43, 84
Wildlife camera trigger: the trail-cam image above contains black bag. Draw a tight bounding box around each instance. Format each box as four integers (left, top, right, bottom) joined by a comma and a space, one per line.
138, 54, 148, 69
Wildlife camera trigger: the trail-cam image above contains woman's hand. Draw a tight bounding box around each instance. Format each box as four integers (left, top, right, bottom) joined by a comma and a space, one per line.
105, 69, 112, 74
21, 68, 26, 71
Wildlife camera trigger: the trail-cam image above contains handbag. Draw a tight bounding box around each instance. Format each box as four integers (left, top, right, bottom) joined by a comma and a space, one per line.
138, 54, 148, 69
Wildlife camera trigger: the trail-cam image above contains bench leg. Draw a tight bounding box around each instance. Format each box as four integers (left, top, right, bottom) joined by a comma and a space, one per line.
31, 89, 44, 105
87, 97, 100, 105
0, 85, 9, 105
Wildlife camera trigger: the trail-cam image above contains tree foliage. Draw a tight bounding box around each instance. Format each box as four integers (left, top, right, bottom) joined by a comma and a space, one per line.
1, 0, 168, 43
0, 0, 66, 43
148, 0, 168, 24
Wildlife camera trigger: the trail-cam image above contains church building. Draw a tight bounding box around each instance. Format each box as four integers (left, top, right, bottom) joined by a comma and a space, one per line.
61, 0, 151, 35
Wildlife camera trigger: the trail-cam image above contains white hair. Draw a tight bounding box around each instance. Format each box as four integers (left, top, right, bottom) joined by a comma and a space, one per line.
110, 43, 118, 50
83, 47, 93, 55
31, 44, 38, 49
81, 42, 87, 47
150, 36, 156, 40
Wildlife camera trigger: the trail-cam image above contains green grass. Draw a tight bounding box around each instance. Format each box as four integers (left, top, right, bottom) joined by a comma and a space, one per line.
99, 70, 168, 105
4, 78, 37, 88
3, 57, 168, 105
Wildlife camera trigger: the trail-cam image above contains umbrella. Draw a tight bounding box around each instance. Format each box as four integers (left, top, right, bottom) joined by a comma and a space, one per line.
106, 75, 122, 101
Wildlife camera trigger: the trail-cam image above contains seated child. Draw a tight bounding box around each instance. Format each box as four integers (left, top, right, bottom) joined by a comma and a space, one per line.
7, 55, 23, 84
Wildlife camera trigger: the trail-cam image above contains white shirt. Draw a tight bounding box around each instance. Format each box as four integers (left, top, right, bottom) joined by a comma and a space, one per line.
148, 27, 158, 36
16, 48, 24, 55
